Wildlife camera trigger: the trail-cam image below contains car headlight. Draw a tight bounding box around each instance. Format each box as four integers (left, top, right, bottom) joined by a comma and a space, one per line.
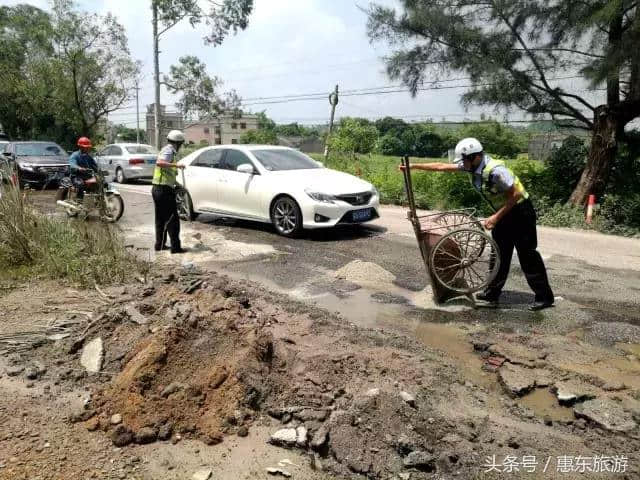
305, 189, 335, 203
371, 186, 379, 197
19, 163, 34, 171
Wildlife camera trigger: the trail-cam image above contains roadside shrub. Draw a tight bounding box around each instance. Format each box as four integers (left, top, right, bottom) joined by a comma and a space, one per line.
376, 134, 404, 156
329, 118, 378, 154
598, 193, 640, 235
543, 136, 588, 201
0, 183, 145, 285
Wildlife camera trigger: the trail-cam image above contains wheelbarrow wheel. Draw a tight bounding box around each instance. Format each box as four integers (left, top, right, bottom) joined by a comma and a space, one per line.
434, 211, 484, 231
430, 228, 500, 294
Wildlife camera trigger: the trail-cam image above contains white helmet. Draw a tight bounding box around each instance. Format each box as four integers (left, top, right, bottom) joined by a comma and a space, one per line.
453, 137, 483, 162
167, 130, 185, 143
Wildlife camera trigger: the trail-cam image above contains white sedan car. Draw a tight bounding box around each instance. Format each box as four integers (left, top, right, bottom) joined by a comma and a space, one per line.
176, 145, 380, 237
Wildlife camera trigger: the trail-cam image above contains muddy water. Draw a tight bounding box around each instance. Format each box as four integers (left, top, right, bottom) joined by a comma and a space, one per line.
518, 388, 574, 422
414, 322, 495, 388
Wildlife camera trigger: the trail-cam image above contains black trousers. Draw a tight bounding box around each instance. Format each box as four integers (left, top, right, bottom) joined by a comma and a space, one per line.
486, 199, 554, 302
152, 185, 181, 250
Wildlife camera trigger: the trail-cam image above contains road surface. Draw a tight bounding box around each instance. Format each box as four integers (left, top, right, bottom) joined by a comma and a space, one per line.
115, 182, 640, 332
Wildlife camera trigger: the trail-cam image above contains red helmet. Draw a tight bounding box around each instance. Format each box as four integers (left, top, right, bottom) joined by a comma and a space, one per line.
77, 137, 92, 148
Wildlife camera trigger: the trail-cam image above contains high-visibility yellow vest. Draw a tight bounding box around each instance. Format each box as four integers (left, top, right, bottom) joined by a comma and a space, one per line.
152, 145, 177, 186
474, 158, 529, 212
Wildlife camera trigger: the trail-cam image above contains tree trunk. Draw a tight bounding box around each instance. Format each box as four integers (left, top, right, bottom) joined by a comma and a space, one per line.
568, 105, 619, 206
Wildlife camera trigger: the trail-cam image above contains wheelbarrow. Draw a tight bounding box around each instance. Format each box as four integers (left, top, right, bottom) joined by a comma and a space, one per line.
400, 155, 501, 305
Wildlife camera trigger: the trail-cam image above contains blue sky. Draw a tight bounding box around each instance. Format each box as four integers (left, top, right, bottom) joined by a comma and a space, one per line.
5, 0, 605, 127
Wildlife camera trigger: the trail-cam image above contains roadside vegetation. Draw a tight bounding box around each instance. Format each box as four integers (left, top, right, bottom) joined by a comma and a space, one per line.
0, 183, 145, 286
312, 123, 640, 236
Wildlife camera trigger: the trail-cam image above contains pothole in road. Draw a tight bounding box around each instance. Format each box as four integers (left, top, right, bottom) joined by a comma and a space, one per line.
518, 388, 574, 423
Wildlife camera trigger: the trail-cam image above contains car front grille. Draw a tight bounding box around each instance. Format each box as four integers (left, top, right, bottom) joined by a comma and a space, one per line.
335, 192, 372, 206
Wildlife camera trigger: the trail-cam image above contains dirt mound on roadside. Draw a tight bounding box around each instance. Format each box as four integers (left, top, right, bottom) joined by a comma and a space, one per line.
84, 272, 278, 445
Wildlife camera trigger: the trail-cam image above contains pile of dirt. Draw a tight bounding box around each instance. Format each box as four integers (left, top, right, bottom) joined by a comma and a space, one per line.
8, 267, 639, 479
74, 272, 275, 447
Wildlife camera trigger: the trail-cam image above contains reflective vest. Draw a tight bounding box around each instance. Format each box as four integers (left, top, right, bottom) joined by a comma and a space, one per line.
152, 145, 177, 186
473, 158, 529, 212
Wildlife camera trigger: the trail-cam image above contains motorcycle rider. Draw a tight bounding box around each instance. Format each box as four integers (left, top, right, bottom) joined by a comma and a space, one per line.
151, 130, 187, 254
69, 137, 99, 200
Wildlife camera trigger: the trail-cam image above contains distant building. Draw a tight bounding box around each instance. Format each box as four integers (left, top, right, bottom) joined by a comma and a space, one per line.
528, 132, 590, 161
145, 104, 185, 147
184, 113, 259, 146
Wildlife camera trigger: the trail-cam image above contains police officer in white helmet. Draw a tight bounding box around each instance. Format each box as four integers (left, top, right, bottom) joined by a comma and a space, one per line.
400, 138, 554, 311
151, 130, 187, 254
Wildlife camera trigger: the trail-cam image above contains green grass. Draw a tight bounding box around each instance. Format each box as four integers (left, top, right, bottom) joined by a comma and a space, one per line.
0, 183, 147, 286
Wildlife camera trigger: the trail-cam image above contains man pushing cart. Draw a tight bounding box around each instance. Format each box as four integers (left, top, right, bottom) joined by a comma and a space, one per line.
400, 138, 554, 311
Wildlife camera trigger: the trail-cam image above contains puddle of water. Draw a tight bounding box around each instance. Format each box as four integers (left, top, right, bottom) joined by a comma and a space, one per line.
519, 388, 574, 422
415, 322, 495, 389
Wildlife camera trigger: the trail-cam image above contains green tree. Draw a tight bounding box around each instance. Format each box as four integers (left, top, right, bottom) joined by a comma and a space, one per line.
151, 0, 253, 146
366, 0, 640, 205
256, 111, 276, 131
113, 124, 145, 143
458, 122, 526, 158
51, 0, 139, 135
0, 2, 137, 146
329, 118, 378, 154
375, 116, 408, 136
0, 5, 56, 140
164, 55, 239, 120
376, 134, 404, 155
239, 129, 278, 145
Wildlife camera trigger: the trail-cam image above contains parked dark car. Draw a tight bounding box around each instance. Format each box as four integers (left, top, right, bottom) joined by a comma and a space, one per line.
3, 141, 69, 187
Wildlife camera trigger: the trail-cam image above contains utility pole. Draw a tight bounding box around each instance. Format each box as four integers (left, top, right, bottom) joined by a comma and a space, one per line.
324, 84, 339, 161
152, 2, 161, 149
135, 80, 140, 144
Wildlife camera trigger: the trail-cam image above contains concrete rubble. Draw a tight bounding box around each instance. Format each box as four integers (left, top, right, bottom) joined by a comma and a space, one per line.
573, 398, 638, 432
79, 337, 103, 373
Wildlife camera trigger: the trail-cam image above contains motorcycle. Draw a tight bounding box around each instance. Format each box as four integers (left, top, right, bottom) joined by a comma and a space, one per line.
55, 169, 124, 222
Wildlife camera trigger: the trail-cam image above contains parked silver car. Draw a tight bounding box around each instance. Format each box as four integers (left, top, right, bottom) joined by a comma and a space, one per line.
96, 143, 158, 183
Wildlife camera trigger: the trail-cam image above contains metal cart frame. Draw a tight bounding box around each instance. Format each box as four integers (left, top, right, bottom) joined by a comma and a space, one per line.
400, 155, 501, 304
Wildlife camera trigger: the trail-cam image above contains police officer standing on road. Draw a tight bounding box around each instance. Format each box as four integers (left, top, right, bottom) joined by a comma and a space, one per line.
400, 137, 554, 311
152, 130, 187, 254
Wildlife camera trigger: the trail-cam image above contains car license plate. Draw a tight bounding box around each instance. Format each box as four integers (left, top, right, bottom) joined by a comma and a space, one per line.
352, 208, 372, 222
146, 159, 156, 164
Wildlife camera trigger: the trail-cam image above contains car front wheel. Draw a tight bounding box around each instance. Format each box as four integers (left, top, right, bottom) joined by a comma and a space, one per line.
271, 196, 303, 237
176, 189, 198, 221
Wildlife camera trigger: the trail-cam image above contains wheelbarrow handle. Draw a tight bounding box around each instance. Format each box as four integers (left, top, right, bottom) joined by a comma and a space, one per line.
401, 155, 417, 216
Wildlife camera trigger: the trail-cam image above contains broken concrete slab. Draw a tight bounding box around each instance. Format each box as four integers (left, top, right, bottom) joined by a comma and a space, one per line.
192, 469, 212, 480
574, 398, 637, 432
295, 426, 308, 447
269, 428, 298, 447
553, 380, 598, 405
498, 363, 536, 397
80, 338, 103, 373
489, 343, 537, 367
266, 467, 292, 477
403, 451, 436, 469
400, 391, 416, 407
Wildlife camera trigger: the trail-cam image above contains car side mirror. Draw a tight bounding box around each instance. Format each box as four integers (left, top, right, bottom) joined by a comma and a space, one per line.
237, 163, 255, 175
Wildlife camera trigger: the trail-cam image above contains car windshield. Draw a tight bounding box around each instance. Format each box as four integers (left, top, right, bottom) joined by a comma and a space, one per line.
125, 145, 157, 154
251, 149, 321, 171
15, 143, 64, 156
